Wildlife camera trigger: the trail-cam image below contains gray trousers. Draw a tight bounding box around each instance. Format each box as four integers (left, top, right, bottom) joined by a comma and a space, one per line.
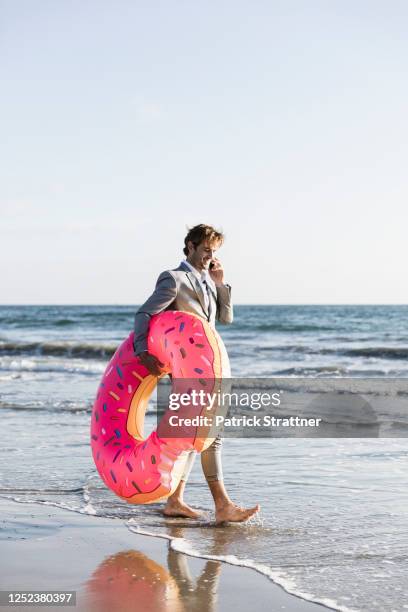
180, 435, 223, 482
167, 372, 224, 483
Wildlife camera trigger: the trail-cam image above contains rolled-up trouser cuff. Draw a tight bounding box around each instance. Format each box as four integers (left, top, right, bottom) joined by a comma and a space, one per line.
178, 436, 224, 482
201, 435, 223, 482
180, 450, 197, 481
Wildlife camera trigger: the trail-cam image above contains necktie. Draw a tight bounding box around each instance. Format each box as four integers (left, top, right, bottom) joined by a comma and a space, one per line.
202, 279, 212, 320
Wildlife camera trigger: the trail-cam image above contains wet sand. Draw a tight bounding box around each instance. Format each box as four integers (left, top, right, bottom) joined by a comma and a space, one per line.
0, 497, 331, 612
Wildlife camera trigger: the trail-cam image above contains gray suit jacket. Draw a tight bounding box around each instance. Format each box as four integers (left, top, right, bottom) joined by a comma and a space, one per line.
133, 262, 233, 355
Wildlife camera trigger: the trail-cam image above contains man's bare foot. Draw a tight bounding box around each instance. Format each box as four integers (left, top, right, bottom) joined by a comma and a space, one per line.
215, 503, 260, 525
162, 499, 202, 519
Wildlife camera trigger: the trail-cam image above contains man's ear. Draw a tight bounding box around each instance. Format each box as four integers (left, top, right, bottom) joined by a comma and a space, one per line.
187, 240, 195, 254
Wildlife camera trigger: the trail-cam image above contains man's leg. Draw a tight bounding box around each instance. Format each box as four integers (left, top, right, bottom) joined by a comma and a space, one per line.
201, 436, 260, 524
162, 372, 202, 519
163, 450, 202, 519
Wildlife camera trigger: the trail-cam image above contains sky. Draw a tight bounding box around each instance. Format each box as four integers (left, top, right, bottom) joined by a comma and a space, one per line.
1, 0, 408, 304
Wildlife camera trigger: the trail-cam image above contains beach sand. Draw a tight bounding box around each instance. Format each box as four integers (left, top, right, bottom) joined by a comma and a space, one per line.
0, 497, 331, 612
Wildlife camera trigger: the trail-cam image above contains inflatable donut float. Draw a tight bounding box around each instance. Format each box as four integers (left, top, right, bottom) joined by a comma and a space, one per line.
90, 310, 230, 504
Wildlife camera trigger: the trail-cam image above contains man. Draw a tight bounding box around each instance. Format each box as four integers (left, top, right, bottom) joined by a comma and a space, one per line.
134, 224, 260, 524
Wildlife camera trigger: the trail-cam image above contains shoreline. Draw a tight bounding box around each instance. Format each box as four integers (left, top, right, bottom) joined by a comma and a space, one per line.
0, 497, 333, 612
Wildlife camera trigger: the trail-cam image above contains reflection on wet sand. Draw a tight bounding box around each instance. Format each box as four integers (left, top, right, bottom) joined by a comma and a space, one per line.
82, 543, 221, 612
82, 516, 273, 612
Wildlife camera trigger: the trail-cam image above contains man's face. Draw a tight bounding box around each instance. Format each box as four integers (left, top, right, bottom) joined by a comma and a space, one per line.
188, 239, 219, 271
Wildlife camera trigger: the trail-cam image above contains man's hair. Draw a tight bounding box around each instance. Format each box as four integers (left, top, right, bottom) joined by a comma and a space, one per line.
183, 224, 224, 256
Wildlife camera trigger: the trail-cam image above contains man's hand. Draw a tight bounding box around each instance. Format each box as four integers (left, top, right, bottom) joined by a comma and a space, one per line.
208, 257, 225, 286
137, 351, 165, 376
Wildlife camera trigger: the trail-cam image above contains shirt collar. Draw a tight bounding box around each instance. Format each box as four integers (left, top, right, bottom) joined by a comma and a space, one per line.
182, 259, 209, 283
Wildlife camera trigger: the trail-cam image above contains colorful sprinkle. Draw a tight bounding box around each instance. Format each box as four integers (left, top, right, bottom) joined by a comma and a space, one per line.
201, 355, 211, 366
94, 411, 99, 422
132, 481, 142, 492
179, 322, 185, 332
189, 337, 195, 344
117, 382, 124, 390
104, 435, 115, 446
110, 469, 117, 483
103, 403, 108, 412
114, 429, 121, 438
126, 462, 133, 472
131, 370, 144, 382
195, 344, 205, 348
165, 327, 175, 334
116, 365, 123, 378
109, 391, 120, 401
151, 455, 156, 464
113, 450, 121, 462
194, 367, 204, 374
199, 378, 207, 386
180, 347, 187, 359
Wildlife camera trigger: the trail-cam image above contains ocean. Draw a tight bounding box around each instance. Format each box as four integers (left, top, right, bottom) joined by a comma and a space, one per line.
1, 304, 407, 612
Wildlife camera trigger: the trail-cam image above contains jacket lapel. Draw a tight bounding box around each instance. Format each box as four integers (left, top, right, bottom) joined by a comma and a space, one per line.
178, 262, 209, 318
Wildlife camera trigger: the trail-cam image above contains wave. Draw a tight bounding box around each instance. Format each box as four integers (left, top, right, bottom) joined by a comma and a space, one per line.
0, 310, 134, 329
260, 344, 408, 357
2, 333, 408, 366
228, 323, 336, 333
273, 366, 364, 376
0, 340, 117, 359
55, 319, 76, 326
342, 347, 408, 360
0, 359, 104, 375
0, 398, 155, 414
0, 400, 92, 413
0, 486, 85, 494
